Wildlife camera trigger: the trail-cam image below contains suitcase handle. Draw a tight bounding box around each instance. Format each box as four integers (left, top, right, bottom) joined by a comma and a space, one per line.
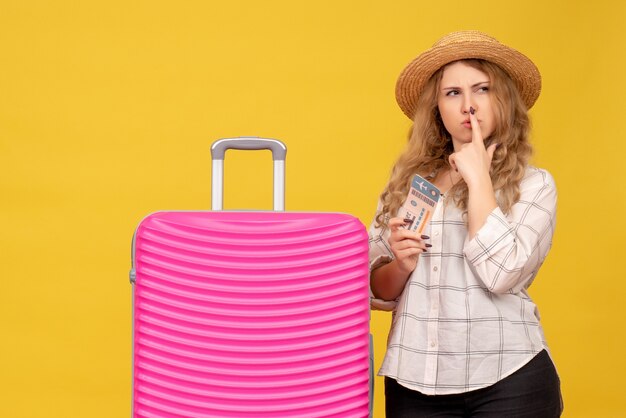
210, 137, 287, 211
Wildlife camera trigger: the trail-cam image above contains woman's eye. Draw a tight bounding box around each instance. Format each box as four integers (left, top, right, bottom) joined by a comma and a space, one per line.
477, 86, 489, 93
446, 90, 459, 96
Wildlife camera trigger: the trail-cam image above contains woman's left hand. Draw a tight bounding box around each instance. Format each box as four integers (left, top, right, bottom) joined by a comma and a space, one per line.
448, 108, 498, 188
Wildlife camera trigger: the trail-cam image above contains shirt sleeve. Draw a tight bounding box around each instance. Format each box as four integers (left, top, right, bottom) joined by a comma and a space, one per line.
463, 168, 557, 294
367, 200, 398, 311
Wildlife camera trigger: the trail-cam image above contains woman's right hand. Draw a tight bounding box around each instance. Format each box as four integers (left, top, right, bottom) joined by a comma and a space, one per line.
388, 217, 430, 275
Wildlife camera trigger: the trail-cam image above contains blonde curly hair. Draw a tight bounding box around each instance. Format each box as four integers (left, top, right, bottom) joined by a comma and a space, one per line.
376, 59, 532, 227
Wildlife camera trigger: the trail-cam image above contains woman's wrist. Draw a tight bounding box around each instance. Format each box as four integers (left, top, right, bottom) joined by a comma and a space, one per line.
466, 172, 498, 239
464, 170, 493, 191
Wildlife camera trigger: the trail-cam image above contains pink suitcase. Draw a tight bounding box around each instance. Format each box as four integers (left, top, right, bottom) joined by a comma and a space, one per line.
130, 138, 372, 417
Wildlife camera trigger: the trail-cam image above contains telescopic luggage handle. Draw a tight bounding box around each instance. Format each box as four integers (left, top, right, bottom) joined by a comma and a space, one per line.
211, 137, 287, 211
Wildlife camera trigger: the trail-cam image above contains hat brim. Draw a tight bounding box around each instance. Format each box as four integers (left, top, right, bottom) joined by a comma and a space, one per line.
395, 38, 541, 119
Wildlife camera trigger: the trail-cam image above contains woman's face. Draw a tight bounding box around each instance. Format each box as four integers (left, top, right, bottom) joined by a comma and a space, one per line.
437, 61, 495, 150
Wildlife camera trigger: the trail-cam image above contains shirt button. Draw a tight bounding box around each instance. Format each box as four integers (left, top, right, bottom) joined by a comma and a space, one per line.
433, 266, 438, 272
434, 231, 440, 236
430, 341, 436, 347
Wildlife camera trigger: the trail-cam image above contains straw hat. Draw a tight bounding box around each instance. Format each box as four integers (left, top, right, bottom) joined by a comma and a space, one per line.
395, 31, 541, 119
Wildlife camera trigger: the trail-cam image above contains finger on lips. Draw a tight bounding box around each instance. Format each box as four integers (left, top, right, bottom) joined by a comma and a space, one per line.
469, 106, 484, 145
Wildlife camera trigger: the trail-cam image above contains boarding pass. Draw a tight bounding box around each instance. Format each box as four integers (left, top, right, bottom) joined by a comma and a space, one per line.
398, 174, 441, 234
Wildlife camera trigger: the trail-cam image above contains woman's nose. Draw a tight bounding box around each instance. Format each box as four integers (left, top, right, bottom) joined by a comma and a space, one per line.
462, 97, 475, 114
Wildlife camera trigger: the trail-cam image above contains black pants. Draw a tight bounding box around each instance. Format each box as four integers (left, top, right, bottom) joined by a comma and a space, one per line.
385, 350, 563, 418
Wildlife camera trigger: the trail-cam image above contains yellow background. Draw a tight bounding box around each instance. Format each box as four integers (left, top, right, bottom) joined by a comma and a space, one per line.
2, 1, 625, 417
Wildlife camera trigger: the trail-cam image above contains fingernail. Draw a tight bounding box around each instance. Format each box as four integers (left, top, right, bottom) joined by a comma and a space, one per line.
425, 243, 433, 248
496, 143, 501, 148
469, 106, 475, 115
403, 217, 412, 223
421, 235, 430, 239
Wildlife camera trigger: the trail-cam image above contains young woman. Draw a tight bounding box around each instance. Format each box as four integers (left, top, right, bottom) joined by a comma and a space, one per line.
369, 31, 563, 417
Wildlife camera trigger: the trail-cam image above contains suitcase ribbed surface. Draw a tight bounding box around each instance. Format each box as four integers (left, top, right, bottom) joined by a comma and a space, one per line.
132, 212, 370, 417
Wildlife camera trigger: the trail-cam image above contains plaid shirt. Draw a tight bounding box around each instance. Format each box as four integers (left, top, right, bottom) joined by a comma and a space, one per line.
368, 167, 557, 395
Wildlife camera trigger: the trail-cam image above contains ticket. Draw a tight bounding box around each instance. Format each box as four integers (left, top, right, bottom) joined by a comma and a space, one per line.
398, 174, 441, 234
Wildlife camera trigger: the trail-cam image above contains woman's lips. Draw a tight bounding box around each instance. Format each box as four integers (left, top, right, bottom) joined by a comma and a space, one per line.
462, 119, 479, 128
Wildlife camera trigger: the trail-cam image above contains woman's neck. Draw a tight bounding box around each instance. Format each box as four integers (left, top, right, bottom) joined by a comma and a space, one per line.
432, 167, 462, 196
